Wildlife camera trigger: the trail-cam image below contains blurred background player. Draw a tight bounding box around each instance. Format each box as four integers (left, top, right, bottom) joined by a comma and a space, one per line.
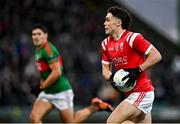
29, 24, 113, 123
100, 6, 162, 123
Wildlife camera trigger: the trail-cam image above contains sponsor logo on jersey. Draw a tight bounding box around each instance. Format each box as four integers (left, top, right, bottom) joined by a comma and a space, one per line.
35, 60, 50, 73
108, 47, 114, 51
112, 56, 128, 66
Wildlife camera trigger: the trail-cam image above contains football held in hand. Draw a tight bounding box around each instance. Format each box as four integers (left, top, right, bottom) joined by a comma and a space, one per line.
113, 69, 136, 92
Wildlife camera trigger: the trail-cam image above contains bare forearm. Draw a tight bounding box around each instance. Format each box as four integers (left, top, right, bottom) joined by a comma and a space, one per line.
102, 70, 112, 80
40, 70, 61, 89
102, 63, 112, 80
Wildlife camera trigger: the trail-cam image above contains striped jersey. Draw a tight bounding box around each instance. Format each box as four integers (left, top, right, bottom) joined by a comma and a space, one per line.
35, 41, 72, 94
101, 30, 154, 95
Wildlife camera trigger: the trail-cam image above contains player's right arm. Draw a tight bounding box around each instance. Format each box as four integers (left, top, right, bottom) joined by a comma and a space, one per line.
102, 63, 112, 80
40, 60, 62, 89
101, 37, 114, 81
102, 62, 122, 92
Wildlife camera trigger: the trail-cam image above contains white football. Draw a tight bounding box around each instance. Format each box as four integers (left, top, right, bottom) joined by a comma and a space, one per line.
113, 69, 136, 92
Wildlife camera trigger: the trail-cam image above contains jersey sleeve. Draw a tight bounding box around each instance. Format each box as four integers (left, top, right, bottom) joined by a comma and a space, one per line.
101, 39, 110, 64
132, 34, 153, 55
43, 44, 59, 64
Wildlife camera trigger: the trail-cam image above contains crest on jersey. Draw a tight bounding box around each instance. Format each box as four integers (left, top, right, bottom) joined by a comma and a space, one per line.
115, 45, 119, 51
120, 42, 124, 51
115, 42, 124, 51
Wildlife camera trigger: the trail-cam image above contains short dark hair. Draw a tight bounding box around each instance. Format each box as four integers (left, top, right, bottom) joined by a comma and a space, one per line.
32, 24, 48, 33
107, 6, 132, 29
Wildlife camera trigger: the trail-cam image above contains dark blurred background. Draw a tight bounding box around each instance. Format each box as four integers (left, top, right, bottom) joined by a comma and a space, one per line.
0, 0, 180, 123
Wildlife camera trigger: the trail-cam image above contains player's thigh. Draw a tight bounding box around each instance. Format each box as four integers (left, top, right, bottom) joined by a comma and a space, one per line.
58, 107, 74, 123
136, 112, 151, 123
107, 100, 142, 123
29, 99, 54, 120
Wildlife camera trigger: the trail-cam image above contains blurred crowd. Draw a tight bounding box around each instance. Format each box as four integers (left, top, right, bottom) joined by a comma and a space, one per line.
0, 0, 180, 107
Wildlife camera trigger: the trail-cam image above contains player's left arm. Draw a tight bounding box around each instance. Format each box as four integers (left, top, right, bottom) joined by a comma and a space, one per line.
40, 60, 62, 89
139, 46, 162, 71
132, 34, 162, 71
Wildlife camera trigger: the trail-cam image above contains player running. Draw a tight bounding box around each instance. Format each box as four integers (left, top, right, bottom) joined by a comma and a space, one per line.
29, 24, 113, 123
100, 6, 162, 123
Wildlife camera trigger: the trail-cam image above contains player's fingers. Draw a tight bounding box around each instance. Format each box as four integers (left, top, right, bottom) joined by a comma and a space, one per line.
126, 79, 135, 87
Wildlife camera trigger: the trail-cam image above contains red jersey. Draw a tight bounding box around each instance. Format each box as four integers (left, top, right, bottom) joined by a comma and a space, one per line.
101, 30, 154, 95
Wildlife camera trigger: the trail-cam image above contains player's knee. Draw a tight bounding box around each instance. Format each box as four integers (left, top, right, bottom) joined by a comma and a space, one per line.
29, 113, 41, 123
107, 117, 135, 124
121, 120, 135, 124
106, 118, 112, 123
106, 115, 117, 123
107, 114, 130, 123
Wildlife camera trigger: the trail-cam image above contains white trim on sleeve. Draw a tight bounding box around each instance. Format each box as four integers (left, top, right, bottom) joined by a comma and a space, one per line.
102, 60, 110, 64
145, 44, 153, 55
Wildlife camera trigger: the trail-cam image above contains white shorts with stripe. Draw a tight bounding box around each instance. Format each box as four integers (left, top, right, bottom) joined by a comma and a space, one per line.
37, 89, 74, 110
124, 91, 154, 114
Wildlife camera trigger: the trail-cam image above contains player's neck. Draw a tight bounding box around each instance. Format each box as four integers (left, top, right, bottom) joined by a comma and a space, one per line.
37, 40, 48, 50
112, 29, 125, 41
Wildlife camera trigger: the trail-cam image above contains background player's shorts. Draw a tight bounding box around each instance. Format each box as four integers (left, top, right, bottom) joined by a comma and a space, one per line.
124, 91, 154, 113
38, 89, 74, 110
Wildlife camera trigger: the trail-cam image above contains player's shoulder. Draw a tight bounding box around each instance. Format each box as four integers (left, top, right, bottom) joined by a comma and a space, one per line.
101, 36, 111, 50
124, 30, 143, 42
102, 36, 111, 43
44, 41, 59, 56
124, 30, 141, 38
101, 36, 112, 46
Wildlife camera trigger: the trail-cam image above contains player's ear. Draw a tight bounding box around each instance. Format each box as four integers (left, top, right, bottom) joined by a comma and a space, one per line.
117, 19, 122, 27
45, 33, 48, 38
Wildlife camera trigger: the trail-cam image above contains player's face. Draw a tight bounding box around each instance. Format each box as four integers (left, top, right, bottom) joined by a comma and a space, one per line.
104, 13, 119, 35
32, 28, 47, 47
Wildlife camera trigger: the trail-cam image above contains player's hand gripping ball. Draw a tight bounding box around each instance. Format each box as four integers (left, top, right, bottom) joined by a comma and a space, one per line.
112, 69, 136, 92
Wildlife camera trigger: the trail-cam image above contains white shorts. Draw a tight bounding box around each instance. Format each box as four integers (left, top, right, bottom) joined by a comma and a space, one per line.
38, 89, 74, 110
124, 91, 154, 114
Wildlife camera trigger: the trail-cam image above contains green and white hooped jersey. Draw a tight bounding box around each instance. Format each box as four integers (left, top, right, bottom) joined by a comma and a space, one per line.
34, 42, 72, 94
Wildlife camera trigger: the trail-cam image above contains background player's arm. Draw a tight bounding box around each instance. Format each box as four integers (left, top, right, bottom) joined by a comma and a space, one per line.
40, 61, 61, 89
139, 46, 162, 71
102, 63, 112, 80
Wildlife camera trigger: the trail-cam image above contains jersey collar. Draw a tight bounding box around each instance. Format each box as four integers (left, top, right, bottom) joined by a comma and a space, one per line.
37, 40, 48, 50
118, 30, 126, 40
112, 30, 126, 41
